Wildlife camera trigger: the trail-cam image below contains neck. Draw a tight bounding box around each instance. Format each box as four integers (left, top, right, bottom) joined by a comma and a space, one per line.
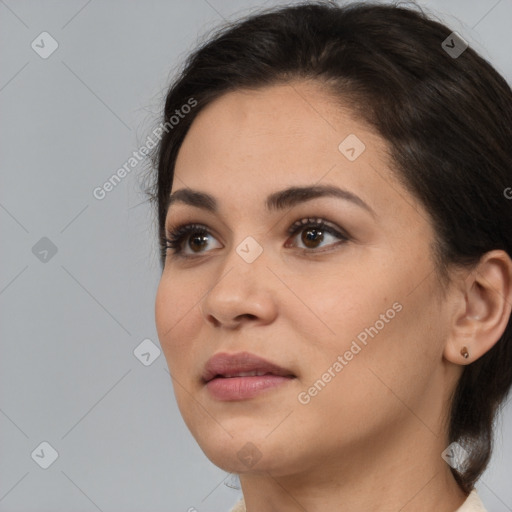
238, 419, 468, 512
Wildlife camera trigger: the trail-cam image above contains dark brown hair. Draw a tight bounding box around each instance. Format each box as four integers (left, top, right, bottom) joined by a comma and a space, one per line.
146, 1, 512, 494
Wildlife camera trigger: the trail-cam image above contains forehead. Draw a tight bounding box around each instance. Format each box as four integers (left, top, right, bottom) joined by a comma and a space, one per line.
171, 81, 427, 232
177, 81, 375, 168
175, 82, 382, 185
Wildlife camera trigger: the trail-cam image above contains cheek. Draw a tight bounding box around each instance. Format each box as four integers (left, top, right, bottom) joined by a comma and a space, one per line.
155, 274, 202, 359
293, 297, 437, 438
294, 259, 437, 387
294, 268, 394, 350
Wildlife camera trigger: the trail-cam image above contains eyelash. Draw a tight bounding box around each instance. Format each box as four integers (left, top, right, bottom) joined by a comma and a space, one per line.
163, 217, 350, 260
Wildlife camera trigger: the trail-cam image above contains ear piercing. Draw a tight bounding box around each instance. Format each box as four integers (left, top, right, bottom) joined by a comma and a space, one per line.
460, 346, 469, 359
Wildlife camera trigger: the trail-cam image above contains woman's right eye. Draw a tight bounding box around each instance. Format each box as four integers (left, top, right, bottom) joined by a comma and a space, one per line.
164, 223, 222, 259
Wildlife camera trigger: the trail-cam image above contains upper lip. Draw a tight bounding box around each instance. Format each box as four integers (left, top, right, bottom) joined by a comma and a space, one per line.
202, 351, 295, 383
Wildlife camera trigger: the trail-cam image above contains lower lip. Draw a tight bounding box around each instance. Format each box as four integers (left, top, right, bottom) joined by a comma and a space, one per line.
205, 375, 294, 401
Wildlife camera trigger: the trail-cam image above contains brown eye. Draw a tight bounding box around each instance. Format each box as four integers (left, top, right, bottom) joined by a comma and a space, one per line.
286, 217, 349, 252
164, 223, 222, 258
301, 227, 326, 248
188, 233, 209, 253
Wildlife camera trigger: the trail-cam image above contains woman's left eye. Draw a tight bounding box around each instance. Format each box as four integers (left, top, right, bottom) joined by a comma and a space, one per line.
164, 217, 349, 259
285, 217, 349, 252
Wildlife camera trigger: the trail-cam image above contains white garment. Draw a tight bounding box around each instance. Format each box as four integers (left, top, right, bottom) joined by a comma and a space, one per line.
229, 489, 487, 512
455, 489, 488, 511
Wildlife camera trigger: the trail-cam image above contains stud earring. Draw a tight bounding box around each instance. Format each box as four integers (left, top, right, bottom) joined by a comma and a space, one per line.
460, 346, 469, 359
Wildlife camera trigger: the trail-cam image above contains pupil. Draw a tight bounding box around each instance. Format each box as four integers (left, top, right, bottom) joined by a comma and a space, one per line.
190, 234, 208, 252
303, 228, 324, 248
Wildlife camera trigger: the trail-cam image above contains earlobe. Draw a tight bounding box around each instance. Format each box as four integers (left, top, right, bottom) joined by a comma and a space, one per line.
443, 250, 512, 366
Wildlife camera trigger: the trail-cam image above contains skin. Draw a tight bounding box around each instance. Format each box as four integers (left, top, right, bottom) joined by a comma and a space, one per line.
155, 80, 512, 511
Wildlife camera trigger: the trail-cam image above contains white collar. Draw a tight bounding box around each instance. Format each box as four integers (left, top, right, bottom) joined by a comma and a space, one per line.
229, 489, 487, 512
454, 489, 488, 512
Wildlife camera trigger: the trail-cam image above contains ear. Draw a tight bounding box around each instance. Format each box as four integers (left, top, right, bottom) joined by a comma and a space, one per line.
444, 250, 512, 365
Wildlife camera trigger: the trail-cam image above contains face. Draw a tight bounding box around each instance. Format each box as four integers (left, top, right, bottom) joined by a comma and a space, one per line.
155, 81, 455, 478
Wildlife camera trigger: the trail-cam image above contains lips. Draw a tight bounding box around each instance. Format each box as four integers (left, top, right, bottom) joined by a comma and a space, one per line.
202, 351, 296, 401
202, 351, 295, 383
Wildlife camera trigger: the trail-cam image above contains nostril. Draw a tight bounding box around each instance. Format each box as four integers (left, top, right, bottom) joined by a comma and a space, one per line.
206, 314, 221, 327
235, 313, 257, 321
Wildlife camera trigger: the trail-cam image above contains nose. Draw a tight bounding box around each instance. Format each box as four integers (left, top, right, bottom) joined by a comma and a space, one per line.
199, 240, 279, 330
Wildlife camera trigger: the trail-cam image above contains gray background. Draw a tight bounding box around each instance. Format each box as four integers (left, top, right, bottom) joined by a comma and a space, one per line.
1, 0, 511, 511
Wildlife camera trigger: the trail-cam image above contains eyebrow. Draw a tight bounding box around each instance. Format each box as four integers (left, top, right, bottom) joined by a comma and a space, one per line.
166, 184, 376, 217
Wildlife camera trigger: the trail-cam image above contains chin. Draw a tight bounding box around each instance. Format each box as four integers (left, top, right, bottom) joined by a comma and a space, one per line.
190, 424, 301, 477
201, 446, 283, 475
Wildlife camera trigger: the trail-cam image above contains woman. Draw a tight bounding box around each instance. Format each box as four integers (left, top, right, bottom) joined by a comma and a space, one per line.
148, 1, 512, 510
